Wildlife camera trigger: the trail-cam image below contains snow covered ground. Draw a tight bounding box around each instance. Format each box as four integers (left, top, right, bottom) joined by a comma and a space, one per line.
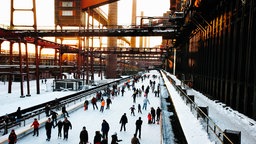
165, 72, 256, 144
0, 70, 255, 144
0, 71, 163, 144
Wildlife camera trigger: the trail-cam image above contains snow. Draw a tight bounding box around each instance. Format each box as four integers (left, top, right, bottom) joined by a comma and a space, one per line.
0, 71, 162, 144
161, 72, 212, 144
165, 72, 256, 144
0, 70, 255, 144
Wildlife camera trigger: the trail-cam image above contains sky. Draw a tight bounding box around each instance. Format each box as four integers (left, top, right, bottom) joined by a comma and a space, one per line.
0, 70, 255, 143
0, 0, 170, 26
0, 0, 170, 47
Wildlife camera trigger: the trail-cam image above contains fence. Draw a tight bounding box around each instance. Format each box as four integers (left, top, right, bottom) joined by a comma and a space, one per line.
0, 75, 133, 143
162, 71, 236, 144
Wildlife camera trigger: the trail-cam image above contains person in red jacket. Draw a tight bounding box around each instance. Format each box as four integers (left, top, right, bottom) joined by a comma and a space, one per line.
8, 129, 17, 144
147, 113, 152, 124
91, 96, 98, 110
31, 118, 40, 136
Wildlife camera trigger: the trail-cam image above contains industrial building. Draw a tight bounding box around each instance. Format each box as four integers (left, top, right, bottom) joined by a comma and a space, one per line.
0, 0, 255, 129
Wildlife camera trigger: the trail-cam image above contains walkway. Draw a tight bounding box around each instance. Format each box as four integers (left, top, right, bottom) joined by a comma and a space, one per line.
1, 71, 162, 143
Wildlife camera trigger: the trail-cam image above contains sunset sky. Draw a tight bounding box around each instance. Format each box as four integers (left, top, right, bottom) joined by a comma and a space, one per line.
0, 0, 170, 26
0, 0, 170, 49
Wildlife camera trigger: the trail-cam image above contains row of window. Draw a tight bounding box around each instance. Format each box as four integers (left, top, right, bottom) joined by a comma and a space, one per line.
61, 2, 74, 16
62, 2, 73, 7
62, 10, 73, 16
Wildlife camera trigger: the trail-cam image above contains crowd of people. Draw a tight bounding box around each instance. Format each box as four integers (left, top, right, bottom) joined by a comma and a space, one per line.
7, 73, 162, 144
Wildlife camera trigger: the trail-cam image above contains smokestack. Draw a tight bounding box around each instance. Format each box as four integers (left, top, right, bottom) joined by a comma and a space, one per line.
130, 0, 137, 47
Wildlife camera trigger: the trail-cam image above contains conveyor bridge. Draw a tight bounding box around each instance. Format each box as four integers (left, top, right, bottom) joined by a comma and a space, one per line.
0, 27, 176, 38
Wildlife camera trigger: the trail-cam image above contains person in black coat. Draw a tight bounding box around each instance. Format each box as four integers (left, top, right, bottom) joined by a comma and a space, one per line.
135, 117, 143, 138
56, 120, 63, 138
50, 110, 58, 126
119, 113, 128, 131
101, 119, 110, 139
45, 118, 53, 141
111, 132, 122, 144
150, 107, 156, 124
121, 88, 125, 96
156, 107, 162, 122
80, 126, 88, 144
45, 104, 51, 117
84, 100, 89, 111
8, 129, 17, 144
130, 105, 136, 116
137, 104, 142, 114
106, 97, 112, 109
62, 105, 69, 117
93, 131, 102, 144
15, 107, 22, 126
63, 117, 72, 140
3, 114, 9, 135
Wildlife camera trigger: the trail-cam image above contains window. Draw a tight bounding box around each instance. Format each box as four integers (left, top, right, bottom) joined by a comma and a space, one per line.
62, 10, 73, 16
62, 2, 73, 7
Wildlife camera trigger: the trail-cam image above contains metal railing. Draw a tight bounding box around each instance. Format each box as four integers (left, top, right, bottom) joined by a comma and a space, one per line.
161, 70, 234, 144
0, 75, 133, 137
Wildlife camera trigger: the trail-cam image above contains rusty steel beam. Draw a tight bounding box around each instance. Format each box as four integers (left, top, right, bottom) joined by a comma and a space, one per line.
0, 27, 176, 38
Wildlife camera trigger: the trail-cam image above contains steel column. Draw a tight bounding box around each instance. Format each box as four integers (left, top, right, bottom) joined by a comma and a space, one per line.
35, 39, 40, 94
18, 40, 25, 97
25, 42, 31, 97
8, 42, 13, 94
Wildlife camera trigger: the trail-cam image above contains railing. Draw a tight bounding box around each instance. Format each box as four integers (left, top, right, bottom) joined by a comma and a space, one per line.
1, 26, 176, 38
95, 47, 166, 53
162, 71, 235, 144
0, 75, 133, 137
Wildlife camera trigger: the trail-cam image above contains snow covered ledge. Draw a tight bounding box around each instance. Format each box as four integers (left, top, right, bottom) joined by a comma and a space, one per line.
161, 71, 213, 144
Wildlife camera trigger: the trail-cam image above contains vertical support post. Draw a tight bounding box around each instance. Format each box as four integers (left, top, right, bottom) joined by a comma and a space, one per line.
77, 37, 81, 79
54, 49, 58, 65
100, 50, 103, 80
25, 42, 31, 96
90, 12, 94, 81
18, 39, 25, 98
173, 48, 176, 76
32, 0, 37, 30
90, 47, 94, 81
106, 2, 118, 78
34, 0, 39, 94
86, 9, 90, 84
59, 46, 62, 80
82, 10, 87, 81
82, 36, 86, 82
7, 0, 14, 91
86, 48, 89, 84
10, 0, 14, 29
35, 39, 40, 94
98, 19, 103, 80
58, 37, 63, 80
8, 42, 13, 93
131, 0, 137, 47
